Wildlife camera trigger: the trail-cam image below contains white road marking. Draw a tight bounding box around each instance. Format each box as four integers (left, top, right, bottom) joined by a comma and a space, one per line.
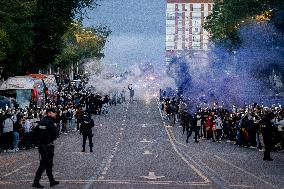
140, 139, 152, 143
3, 162, 33, 177
98, 176, 105, 180
22, 179, 211, 186
140, 172, 165, 180
229, 184, 255, 188
143, 150, 153, 155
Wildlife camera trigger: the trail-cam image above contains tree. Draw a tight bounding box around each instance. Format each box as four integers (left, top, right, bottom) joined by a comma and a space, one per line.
0, 0, 35, 78
29, 0, 101, 73
54, 21, 111, 70
0, 0, 103, 78
204, 0, 284, 49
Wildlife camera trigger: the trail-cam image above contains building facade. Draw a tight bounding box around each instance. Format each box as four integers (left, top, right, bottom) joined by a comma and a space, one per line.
166, 0, 213, 60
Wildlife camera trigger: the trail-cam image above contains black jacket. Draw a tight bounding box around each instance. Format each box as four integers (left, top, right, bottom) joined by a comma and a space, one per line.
80, 115, 94, 134
34, 116, 59, 145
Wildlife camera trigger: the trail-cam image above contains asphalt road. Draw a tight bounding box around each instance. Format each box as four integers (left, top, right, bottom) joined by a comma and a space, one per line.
0, 99, 283, 189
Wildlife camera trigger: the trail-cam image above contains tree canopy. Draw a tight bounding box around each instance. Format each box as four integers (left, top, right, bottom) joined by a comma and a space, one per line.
54, 21, 110, 69
0, 0, 109, 79
204, 0, 284, 49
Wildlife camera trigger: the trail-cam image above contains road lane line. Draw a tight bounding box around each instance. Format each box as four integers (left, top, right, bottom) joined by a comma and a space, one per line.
168, 128, 188, 147
22, 179, 210, 186
3, 162, 33, 177
229, 184, 255, 188
164, 126, 210, 183
156, 98, 210, 183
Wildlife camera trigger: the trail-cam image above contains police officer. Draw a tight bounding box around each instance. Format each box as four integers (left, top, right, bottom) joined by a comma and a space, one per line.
32, 108, 59, 188
186, 113, 199, 143
180, 110, 190, 135
261, 111, 275, 161
80, 112, 94, 152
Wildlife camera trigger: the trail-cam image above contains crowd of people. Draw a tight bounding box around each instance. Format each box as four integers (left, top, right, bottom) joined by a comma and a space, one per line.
0, 79, 130, 153
161, 96, 284, 160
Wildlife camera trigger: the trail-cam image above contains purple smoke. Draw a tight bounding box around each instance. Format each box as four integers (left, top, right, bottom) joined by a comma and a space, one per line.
167, 22, 284, 109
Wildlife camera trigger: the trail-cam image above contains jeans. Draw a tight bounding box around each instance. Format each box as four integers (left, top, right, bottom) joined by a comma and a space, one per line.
13, 132, 19, 149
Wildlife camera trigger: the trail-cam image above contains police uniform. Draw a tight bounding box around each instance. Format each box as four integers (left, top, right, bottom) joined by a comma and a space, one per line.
261, 112, 274, 161
32, 109, 59, 188
186, 114, 199, 143
80, 113, 94, 152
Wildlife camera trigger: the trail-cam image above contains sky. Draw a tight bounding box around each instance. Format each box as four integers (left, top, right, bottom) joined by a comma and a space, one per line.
83, 0, 166, 72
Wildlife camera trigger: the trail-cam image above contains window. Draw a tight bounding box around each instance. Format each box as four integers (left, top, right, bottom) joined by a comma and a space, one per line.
166, 36, 174, 42
192, 12, 201, 19
194, 20, 200, 27
192, 35, 200, 42
167, 16, 175, 20
166, 46, 174, 50
192, 42, 200, 47
193, 4, 201, 11
193, 28, 199, 34
166, 12, 175, 20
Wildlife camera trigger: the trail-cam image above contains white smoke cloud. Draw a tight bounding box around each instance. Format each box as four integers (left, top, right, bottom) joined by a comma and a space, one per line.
85, 60, 176, 101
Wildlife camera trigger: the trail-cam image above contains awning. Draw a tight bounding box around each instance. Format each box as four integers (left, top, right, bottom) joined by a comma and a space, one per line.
0, 76, 34, 90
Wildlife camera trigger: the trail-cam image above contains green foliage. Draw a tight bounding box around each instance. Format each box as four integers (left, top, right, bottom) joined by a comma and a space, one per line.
204, 0, 284, 49
0, 0, 35, 78
0, 0, 107, 78
54, 21, 110, 69
0, 29, 10, 61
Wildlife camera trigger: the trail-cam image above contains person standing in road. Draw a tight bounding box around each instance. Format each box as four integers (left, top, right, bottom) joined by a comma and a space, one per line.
180, 111, 190, 134
196, 113, 202, 139
128, 84, 134, 104
75, 106, 84, 131
80, 112, 94, 152
32, 109, 59, 188
186, 113, 199, 143
260, 111, 275, 161
121, 88, 126, 103
215, 115, 223, 142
